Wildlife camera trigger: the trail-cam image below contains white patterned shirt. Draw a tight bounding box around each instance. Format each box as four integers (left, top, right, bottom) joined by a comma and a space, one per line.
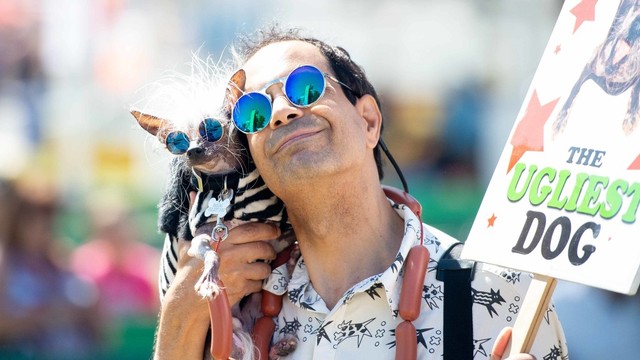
263, 201, 569, 359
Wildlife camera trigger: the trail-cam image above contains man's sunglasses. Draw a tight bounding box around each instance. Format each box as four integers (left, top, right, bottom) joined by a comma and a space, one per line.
231, 64, 352, 134
165, 118, 224, 155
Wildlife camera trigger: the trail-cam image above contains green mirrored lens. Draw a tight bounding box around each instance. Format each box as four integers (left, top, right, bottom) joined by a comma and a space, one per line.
285, 65, 325, 106
233, 93, 272, 133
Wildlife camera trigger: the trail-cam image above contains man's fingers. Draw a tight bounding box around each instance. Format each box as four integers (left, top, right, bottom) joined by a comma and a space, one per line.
240, 261, 273, 281
219, 261, 272, 306
491, 327, 537, 360
225, 240, 277, 263
490, 327, 512, 360
228, 222, 281, 244
195, 222, 281, 244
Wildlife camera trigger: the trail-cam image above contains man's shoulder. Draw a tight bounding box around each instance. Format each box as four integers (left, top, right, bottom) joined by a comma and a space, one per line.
422, 224, 461, 261
422, 223, 533, 289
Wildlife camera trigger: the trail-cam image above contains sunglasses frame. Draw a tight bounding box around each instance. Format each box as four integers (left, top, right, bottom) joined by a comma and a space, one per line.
231, 64, 353, 134
165, 118, 225, 155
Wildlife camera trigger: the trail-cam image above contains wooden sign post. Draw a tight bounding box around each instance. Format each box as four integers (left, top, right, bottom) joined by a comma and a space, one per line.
462, 0, 640, 356
508, 275, 557, 355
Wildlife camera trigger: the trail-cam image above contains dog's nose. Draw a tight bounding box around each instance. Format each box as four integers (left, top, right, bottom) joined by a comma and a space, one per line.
187, 147, 204, 158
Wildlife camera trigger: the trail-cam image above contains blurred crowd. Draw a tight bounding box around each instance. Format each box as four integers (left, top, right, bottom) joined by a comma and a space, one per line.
0, 178, 159, 359
0, 178, 99, 359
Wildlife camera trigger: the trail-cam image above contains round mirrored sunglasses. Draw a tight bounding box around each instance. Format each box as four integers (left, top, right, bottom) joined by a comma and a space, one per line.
165, 118, 224, 155
231, 65, 351, 134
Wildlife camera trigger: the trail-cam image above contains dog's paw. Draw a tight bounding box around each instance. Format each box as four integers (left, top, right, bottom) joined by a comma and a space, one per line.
269, 335, 298, 359
552, 109, 569, 139
623, 109, 639, 135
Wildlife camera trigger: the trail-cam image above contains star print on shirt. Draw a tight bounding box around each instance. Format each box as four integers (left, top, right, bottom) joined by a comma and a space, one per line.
390, 253, 405, 273
423, 232, 441, 249
422, 283, 444, 310
543, 344, 564, 360
311, 319, 333, 345
365, 283, 384, 300
342, 288, 356, 305
416, 327, 432, 350
333, 318, 375, 347
300, 300, 316, 311
427, 258, 439, 273
473, 337, 491, 357
404, 218, 420, 239
472, 288, 506, 318
386, 327, 433, 350
279, 317, 302, 335
288, 285, 303, 304
392, 309, 399, 318
500, 270, 521, 284
544, 306, 554, 325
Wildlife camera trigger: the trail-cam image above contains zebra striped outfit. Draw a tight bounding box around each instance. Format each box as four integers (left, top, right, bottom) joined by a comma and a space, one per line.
157, 158, 289, 299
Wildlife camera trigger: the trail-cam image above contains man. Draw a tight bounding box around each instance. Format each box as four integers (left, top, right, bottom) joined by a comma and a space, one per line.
154, 27, 567, 359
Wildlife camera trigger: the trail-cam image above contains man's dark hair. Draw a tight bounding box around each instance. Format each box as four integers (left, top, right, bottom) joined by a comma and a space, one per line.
233, 26, 385, 179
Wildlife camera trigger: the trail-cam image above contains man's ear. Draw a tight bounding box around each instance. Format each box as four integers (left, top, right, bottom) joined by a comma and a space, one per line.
225, 69, 246, 113
355, 94, 383, 149
131, 110, 171, 142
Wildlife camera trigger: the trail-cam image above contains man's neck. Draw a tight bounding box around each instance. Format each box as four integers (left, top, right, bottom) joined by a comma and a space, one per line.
284, 175, 405, 309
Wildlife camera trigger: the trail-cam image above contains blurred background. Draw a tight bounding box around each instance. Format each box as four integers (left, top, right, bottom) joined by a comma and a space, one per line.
0, 0, 637, 359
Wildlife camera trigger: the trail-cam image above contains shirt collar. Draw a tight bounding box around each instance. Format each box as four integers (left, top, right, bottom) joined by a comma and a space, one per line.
286, 199, 435, 315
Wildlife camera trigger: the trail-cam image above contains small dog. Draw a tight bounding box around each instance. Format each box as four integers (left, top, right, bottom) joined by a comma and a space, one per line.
131, 57, 297, 360
554, 0, 640, 136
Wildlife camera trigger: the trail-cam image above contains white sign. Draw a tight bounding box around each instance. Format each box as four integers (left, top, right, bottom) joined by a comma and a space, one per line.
463, 0, 640, 295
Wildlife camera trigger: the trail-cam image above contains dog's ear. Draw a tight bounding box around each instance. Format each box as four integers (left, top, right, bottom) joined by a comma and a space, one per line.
131, 110, 171, 141
224, 69, 246, 113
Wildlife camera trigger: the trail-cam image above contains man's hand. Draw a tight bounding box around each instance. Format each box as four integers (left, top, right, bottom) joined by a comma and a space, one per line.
193, 218, 280, 307
154, 192, 281, 359
490, 327, 537, 360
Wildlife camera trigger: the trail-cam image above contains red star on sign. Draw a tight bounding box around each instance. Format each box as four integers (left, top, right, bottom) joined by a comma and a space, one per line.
570, 0, 598, 33
487, 213, 497, 227
507, 91, 560, 173
554, 44, 562, 54
629, 154, 640, 169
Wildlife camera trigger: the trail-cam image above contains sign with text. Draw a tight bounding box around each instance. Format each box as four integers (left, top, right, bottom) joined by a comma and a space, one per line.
462, 0, 640, 295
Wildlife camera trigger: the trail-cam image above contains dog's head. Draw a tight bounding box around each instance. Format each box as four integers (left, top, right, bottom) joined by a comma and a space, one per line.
604, 5, 640, 72
131, 64, 248, 176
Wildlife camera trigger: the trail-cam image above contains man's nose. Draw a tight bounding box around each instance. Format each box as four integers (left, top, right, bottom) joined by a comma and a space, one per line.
269, 93, 304, 129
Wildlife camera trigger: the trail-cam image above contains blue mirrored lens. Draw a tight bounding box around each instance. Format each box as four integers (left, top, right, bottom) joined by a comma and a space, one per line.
166, 131, 190, 154
285, 65, 325, 106
199, 118, 223, 142
233, 93, 272, 133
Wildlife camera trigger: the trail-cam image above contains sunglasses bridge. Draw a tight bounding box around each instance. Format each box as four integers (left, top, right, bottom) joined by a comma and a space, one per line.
165, 118, 225, 155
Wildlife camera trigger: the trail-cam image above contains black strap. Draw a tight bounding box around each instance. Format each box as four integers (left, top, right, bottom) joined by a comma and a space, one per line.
436, 242, 476, 360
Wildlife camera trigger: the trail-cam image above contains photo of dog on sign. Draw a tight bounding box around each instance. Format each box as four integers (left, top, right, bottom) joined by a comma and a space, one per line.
553, 0, 640, 137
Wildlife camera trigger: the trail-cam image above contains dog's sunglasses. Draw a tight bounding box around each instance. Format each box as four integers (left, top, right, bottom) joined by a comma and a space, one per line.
165, 118, 224, 155
231, 64, 352, 134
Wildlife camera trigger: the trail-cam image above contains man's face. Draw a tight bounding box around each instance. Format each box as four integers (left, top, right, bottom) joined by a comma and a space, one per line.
240, 41, 377, 196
